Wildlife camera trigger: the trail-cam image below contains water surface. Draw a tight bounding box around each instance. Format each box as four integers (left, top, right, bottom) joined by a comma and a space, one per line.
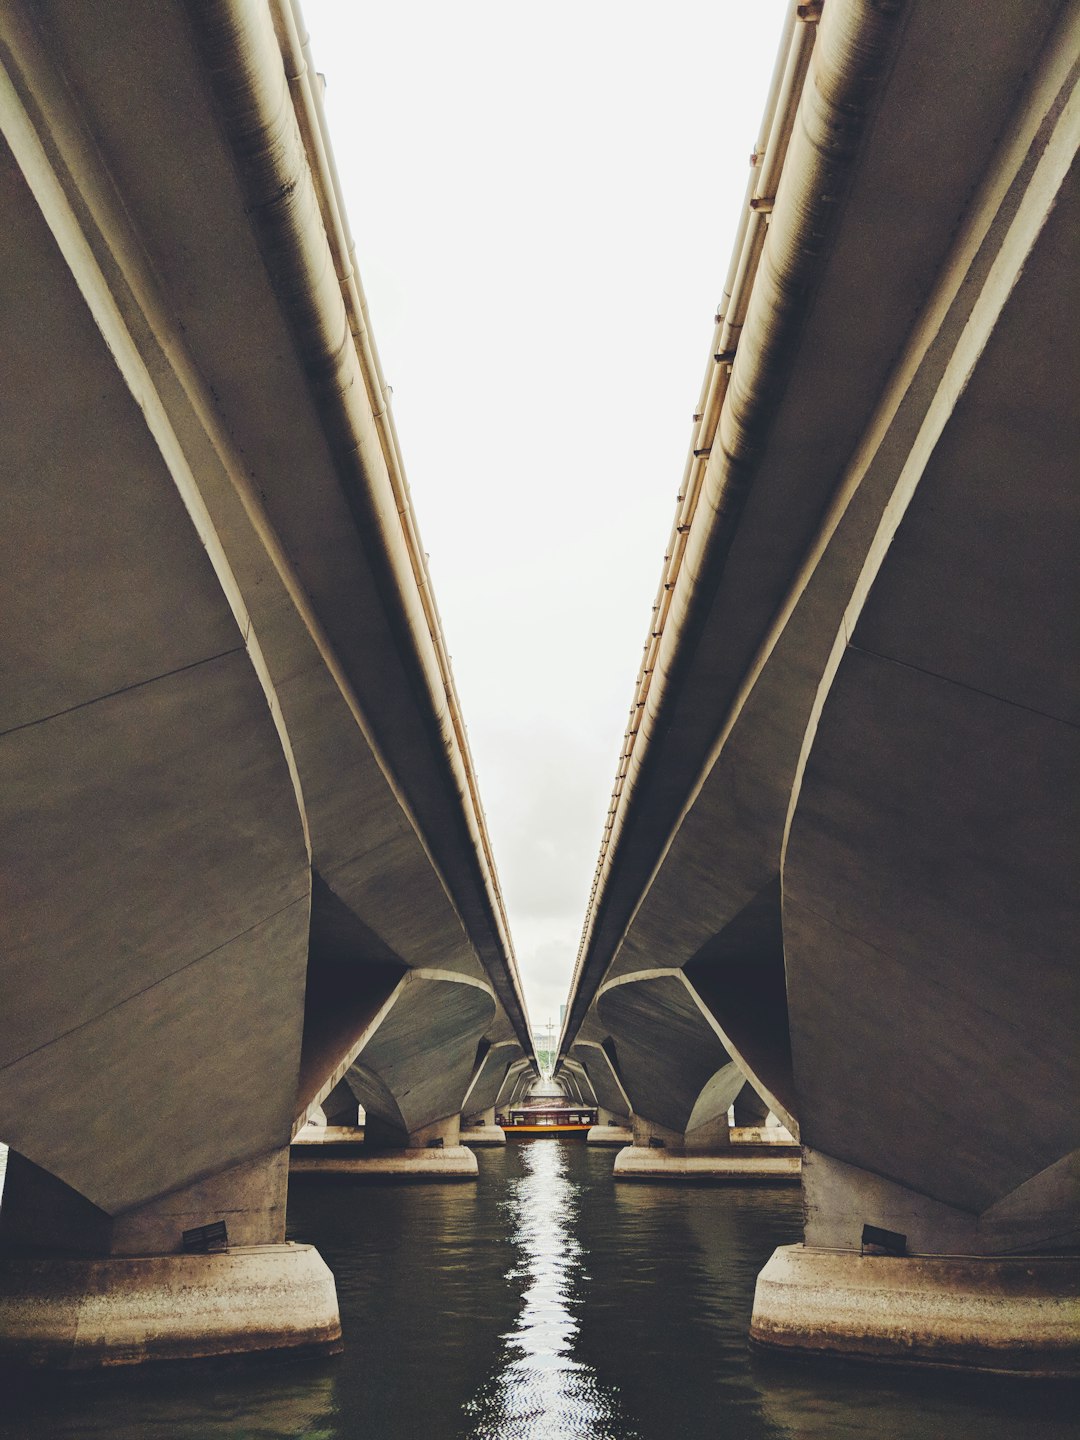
0, 1140, 1075, 1438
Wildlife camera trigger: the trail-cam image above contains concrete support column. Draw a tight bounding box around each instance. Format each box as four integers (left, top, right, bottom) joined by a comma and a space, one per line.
0, 1149, 341, 1368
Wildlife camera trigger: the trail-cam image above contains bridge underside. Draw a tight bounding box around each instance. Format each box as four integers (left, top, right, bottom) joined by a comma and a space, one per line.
0, 0, 532, 1365
559, 0, 1079, 1374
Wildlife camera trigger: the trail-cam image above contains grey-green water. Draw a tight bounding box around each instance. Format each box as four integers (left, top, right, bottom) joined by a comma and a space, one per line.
2, 1140, 1076, 1438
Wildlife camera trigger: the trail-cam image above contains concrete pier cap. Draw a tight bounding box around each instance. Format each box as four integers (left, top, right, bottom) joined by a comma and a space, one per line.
750, 1245, 1080, 1379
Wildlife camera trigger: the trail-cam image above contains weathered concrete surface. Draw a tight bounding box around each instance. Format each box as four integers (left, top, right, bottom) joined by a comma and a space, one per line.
0, 1244, 341, 1369
563, 1042, 631, 1122
463, 1046, 528, 1121
614, 1147, 800, 1184
730, 1127, 795, 1146
586, 1126, 633, 1147
612, 1111, 800, 1182
460, 1126, 506, 1148
289, 1147, 478, 1181
291, 1127, 365, 1147
594, 974, 753, 1137
290, 1112, 480, 1177
750, 1246, 1080, 1378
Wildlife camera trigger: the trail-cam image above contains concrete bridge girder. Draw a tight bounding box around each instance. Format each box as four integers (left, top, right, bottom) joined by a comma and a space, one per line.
561, 0, 1076, 1084
556, 1059, 597, 1107
781, 129, 1080, 1255
558, 0, 1079, 1372
595, 972, 731, 1137
0, 0, 533, 1365
564, 0, 1075, 1163
498, 1061, 541, 1111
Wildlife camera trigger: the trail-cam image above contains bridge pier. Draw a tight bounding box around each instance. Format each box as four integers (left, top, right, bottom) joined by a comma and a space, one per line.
461, 1106, 506, 1147
751, 1246, 1080, 1378
0, 1149, 341, 1368
290, 1112, 478, 1180
613, 1115, 800, 1183
750, 1149, 1080, 1376
587, 1106, 633, 1146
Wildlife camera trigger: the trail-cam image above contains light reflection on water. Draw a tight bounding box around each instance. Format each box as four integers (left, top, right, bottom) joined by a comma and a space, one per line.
0, 1140, 1075, 1439
463, 1140, 638, 1440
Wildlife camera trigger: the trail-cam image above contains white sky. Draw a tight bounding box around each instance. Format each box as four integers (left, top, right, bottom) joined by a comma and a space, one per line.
304, 1, 788, 1032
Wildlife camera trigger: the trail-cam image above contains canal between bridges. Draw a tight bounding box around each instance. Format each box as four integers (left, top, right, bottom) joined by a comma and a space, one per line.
1, 1140, 1075, 1439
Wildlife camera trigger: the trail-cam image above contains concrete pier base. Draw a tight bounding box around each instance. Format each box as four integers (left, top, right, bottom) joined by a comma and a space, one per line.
291, 1126, 365, 1147
750, 1244, 1080, 1377
0, 1243, 341, 1369
613, 1144, 801, 1181
587, 1125, 634, 1147
290, 1144, 478, 1180
290, 1112, 478, 1179
459, 1125, 506, 1147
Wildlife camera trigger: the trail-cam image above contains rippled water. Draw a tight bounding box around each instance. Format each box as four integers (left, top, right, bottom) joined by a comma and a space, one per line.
1, 1139, 1076, 1438
464, 1140, 636, 1440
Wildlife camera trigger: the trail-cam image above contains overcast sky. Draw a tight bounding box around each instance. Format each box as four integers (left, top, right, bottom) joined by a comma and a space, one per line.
304, 1, 788, 1032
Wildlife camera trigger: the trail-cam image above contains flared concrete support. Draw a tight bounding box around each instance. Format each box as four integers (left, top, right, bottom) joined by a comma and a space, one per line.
291, 1126, 364, 1148
597, 1106, 629, 1128
320, 1079, 362, 1129
733, 1082, 770, 1128
0, 1244, 341, 1369
366, 1112, 463, 1151
750, 1245, 1080, 1378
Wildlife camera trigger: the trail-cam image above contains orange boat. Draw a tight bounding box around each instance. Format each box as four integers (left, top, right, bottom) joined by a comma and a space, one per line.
499, 1105, 597, 1135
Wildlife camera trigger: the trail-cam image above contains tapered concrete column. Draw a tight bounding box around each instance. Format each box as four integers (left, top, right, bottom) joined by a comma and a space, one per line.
461, 1106, 506, 1147
0, 1150, 341, 1368
614, 1114, 799, 1183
